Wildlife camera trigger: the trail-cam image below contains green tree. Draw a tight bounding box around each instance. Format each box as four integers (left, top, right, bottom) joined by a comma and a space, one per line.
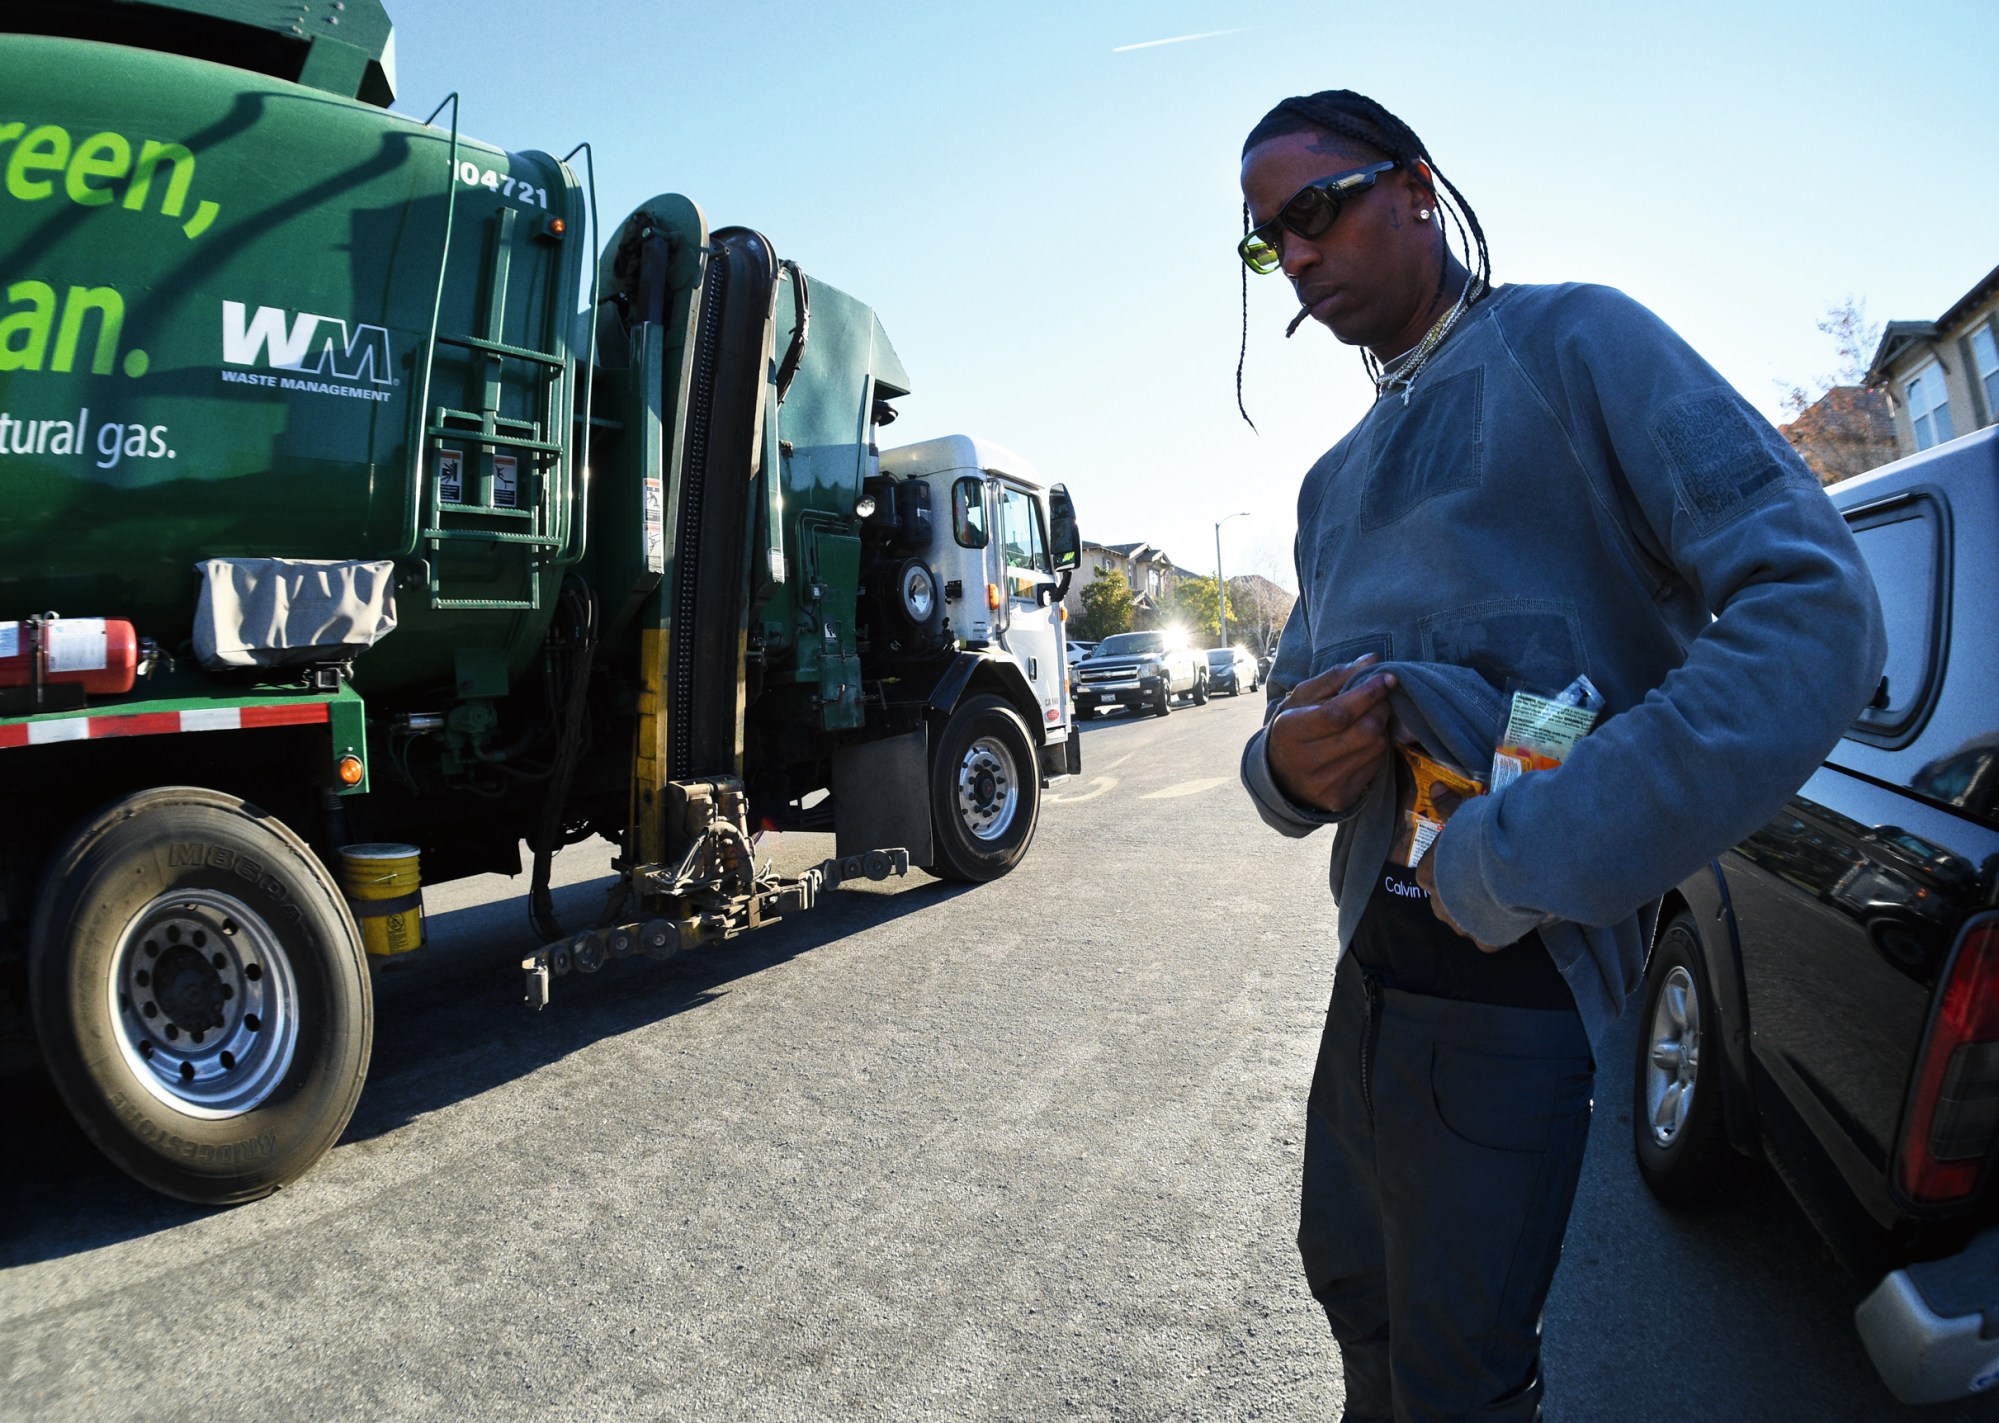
1164, 573, 1225, 645
1074, 566, 1134, 642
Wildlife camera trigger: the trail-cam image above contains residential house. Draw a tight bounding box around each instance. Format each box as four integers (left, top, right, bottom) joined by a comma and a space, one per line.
1865, 262, 1999, 460
1061, 540, 1179, 628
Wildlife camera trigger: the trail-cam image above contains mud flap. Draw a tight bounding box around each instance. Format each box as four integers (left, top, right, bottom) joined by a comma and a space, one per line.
1038, 727, 1081, 782
832, 728, 932, 869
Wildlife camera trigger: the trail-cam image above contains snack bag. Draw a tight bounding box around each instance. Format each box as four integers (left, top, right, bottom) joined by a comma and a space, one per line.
1388, 745, 1487, 867
1489, 674, 1605, 791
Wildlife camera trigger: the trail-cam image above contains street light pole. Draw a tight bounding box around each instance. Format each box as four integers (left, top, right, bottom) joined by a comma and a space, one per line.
1215, 511, 1250, 649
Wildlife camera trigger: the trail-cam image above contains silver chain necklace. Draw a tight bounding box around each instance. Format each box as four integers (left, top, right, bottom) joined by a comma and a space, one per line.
1373, 276, 1481, 406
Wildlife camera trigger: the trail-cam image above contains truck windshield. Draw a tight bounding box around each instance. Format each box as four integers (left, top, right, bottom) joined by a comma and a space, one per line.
1097, 633, 1163, 656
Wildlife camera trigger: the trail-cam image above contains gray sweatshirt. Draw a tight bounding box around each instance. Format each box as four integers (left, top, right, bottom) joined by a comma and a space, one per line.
1241, 281, 1886, 1052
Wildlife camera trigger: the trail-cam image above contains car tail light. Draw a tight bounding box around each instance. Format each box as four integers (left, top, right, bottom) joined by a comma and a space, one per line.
1898, 916, 1999, 1205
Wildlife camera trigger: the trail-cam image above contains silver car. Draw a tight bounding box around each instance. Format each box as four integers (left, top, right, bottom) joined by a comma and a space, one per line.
1204, 646, 1260, 697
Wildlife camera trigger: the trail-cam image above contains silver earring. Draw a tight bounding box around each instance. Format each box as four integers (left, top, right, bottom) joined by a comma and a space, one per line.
1417, 208, 1433, 221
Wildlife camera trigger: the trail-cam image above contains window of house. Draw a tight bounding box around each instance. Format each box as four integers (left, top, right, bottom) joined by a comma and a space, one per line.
1905, 362, 1955, 450
1971, 324, 1999, 425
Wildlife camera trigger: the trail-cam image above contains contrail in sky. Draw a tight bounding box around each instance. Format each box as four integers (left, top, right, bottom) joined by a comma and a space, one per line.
1111, 28, 1247, 53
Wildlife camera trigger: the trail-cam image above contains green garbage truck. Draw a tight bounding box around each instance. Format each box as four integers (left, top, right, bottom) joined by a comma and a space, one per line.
0, 0, 1082, 1204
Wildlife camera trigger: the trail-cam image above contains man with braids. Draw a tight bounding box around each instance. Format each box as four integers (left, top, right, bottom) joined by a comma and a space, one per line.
1234, 90, 1884, 1422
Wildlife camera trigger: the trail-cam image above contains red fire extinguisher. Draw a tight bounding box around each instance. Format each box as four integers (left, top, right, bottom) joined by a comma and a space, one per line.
0, 615, 151, 695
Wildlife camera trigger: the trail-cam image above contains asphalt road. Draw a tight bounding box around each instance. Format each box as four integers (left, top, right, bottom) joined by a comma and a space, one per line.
5, 692, 1996, 1421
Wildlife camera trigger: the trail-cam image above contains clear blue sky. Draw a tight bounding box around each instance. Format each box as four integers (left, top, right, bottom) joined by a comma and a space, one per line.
393, 0, 1998, 593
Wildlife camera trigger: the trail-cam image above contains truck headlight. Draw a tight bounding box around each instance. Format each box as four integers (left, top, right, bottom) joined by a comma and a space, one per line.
868, 557, 942, 633
898, 562, 937, 622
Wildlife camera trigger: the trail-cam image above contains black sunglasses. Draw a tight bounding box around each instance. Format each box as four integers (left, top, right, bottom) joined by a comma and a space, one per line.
1238, 160, 1399, 274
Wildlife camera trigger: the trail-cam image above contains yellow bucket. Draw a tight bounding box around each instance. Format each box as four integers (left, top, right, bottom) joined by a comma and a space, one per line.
338, 843, 425, 958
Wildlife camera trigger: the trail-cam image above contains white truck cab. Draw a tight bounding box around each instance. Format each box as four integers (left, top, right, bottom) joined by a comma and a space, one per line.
879, 435, 1078, 743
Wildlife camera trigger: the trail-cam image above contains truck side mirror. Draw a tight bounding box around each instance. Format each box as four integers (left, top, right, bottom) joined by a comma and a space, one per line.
1048, 485, 1080, 572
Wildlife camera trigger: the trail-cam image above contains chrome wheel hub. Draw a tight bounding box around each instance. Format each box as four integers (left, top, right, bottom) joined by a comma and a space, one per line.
955, 735, 1019, 842
109, 889, 300, 1118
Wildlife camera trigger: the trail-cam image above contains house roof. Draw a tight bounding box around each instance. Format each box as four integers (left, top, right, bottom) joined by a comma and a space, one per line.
1866, 320, 1941, 386
1865, 261, 1999, 385
1089, 541, 1176, 567
1937, 260, 1999, 333
1226, 572, 1295, 601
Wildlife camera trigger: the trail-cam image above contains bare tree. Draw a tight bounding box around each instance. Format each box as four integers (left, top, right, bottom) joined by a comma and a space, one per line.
1779, 297, 1896, 484
1780, 296, 1881, 416
1225, 552, 1295, 654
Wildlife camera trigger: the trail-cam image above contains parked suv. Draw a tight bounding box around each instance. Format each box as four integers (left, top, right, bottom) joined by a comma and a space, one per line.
1631, 427, 1999, 1405
1074, 631, 1205, 717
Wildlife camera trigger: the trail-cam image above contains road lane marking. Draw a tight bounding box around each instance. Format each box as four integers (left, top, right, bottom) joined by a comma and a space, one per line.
1140, 776, 1232, 800
1044, 776, 1119, 803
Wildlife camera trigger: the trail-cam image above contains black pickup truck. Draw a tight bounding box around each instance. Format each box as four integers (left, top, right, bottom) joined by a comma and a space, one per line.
1632, 427, 1999, 1405
1072, 630, 1206, 717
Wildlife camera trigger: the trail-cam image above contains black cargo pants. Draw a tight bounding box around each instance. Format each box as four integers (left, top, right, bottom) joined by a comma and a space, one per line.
1300, 954, 1595, 1423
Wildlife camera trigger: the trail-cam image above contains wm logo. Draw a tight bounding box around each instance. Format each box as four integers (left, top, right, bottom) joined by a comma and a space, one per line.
221, 300, 393, 385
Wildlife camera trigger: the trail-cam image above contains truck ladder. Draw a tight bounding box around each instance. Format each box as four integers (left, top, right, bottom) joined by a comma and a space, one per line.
417, 203, 571, 610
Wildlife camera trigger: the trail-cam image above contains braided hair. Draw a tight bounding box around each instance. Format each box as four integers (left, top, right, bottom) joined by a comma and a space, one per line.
1235, 90, 1491, 428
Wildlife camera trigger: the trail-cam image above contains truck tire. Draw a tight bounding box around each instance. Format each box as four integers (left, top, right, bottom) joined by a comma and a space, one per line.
28, 787, 372, 1205
929, 694, 1041, 882
1632, 910, 1740, 1208
1191, 672, 1209, 706
1152, 682, 1172, 717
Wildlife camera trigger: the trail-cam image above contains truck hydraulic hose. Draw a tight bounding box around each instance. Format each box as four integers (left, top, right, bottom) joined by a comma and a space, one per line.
773, 259, 810, 404
529, 578, 600, 942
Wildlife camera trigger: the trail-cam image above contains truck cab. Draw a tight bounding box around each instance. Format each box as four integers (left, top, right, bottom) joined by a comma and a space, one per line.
880, 435, 1077, 743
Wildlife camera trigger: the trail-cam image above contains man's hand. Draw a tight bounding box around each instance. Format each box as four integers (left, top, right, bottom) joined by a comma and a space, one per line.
1413, 846, 1501, 953
1265, 655, 1397, 815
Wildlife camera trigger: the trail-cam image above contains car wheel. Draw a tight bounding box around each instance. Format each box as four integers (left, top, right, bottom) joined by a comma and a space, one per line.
1191, 673, 1209, 706
927, 694, 1041, 882
1153, 682, 1171, 717
28, 787, 372, 1204
1632, 910, 1740, 1208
